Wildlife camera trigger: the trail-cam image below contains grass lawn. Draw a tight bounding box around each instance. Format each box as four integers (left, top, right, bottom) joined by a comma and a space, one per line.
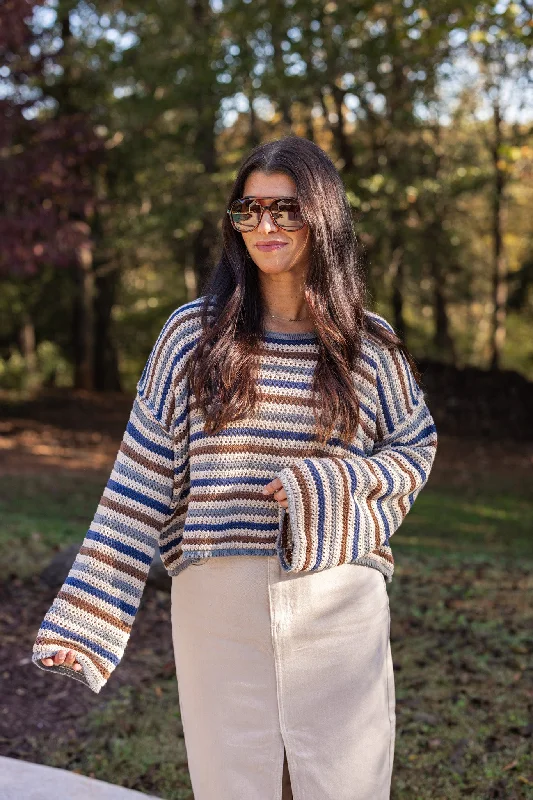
1, 467, 532, 799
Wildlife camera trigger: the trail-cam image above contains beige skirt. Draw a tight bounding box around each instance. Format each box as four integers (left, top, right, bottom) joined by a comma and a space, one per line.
170, 554, 395, 800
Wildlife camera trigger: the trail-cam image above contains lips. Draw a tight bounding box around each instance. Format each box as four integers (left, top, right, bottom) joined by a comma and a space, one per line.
256, 242, 288, 252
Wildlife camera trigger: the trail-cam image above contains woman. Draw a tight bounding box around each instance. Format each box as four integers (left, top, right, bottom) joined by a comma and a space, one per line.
33, 135, 437, 800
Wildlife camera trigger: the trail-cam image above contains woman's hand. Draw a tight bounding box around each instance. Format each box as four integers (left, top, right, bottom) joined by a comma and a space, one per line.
41, 649, 83, 672
262, 478, 288, 509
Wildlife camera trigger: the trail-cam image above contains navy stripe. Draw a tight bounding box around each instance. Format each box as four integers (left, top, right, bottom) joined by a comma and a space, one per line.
304, 459, 327, 569
126, 418, 174, 460
372, 459, 393, 545
376, 373, 394, 434
394, 450, 427, 484
86, 529, 152, 565
183, 519, 279, 534
106, 478, 170, 516
190, 426, 319, 445
400, 423, 437, 447
156, 336, 199, 420
64, 576, 138, 616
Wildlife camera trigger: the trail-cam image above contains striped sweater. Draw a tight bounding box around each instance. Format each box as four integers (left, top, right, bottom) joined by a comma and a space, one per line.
32, 295, 438, 693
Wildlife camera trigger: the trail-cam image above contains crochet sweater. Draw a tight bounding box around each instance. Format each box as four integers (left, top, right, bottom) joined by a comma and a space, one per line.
32, 296, 438, 693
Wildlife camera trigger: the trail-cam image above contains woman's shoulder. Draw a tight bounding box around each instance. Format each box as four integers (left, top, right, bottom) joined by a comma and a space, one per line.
157, 295, 210, 341
362, 309, 396, 336
145, 295, 214, 360
360, 309, 396, 361
136, 296, 211, 421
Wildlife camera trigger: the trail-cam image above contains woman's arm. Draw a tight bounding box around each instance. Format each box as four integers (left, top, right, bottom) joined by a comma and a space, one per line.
32, 306, 193, 693
273, 338, 437, 572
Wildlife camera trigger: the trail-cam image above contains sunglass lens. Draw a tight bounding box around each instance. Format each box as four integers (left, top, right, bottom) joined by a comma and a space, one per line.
230, 199, 261, 231
271, 199, 304, 230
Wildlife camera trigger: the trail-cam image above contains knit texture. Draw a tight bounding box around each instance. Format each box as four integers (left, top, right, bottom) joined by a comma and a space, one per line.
32, 296, 437, 692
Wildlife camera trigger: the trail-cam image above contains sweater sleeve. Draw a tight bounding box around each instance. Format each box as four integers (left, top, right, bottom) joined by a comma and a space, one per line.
274, 337, 438, 573
31, 309, 189, 693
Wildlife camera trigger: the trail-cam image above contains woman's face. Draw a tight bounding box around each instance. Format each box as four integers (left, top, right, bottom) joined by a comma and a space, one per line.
239, 171, 311, 277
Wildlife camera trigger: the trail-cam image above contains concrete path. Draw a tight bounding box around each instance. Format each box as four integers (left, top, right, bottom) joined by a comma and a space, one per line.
0, 756, 162, 799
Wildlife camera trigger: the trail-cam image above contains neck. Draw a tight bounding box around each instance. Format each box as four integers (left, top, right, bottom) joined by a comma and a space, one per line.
261, 300, 315, 334
259, 277, 311, 323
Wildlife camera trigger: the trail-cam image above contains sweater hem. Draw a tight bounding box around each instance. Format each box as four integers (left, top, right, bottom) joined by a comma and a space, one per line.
165, 546, 395, 582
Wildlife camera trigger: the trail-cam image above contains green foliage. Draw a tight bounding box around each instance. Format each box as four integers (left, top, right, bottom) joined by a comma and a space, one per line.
1, 0, 532, 384
0, 341, 72, 392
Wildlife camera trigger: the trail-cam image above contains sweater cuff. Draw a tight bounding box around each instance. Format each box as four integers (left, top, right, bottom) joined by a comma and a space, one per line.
32, 643, 110, 694
274, 466, 309, 572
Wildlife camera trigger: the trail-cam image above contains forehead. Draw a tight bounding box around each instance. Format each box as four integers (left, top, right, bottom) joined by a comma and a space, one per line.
242, 170, 297, 197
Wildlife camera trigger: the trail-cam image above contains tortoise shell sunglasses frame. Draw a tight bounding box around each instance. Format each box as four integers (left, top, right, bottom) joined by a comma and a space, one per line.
226, 196, 306, 233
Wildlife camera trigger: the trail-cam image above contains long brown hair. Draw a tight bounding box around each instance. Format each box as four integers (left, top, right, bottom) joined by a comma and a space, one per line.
190, 135, 420, 448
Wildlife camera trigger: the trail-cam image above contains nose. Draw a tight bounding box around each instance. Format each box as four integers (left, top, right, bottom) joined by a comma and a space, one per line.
256, 208, 279, 234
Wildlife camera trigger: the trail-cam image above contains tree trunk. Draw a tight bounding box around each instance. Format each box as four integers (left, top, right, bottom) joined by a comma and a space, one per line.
190, 0, 221, 293
248, 87, 260, 149
19, 311, 37, 375
432, 264, 456, 361
304, 106, 315, 143
489, 99, 507, 370
270, 8, 292, 130
384, 42, 410, 342
72, 232, 95, 391
330, 85, 354, 171
94, 263, 121, 391
389, 230, 406, 341
58, 6, 97, 389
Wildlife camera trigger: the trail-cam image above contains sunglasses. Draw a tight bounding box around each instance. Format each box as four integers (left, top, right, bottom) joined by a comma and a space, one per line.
227, 196, 306, 232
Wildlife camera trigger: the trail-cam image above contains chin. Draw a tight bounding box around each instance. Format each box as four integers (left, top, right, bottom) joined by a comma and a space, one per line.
256, 260, 294, 274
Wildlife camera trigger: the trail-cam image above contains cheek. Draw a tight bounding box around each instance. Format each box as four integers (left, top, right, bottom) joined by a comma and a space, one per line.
295, 229, 309, 247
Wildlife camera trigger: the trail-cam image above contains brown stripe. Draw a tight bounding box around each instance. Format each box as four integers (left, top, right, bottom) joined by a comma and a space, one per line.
166, 500, 189, 524
172, 425, 189, 449
386, 452, 417, 518
164, 547, 183, 566
331, 457, 350, 564
188, 487, 274, 504
368, 547, 394, 564
365, 461, 384, 550
391, 350, 412, 414
78, 546, 148, 583
119, 440, 173, 479
35, 636, 111, 679
57, 589, 131, 633
189, 392, 316, 413
281, 513, 292, 563
163, 397, 174, 431
178, 533, 278, 546
100, 495, 164, 531
190, 441, 325, 460
260, 345, 319, 362
359, 418, 374, 441
290, 464, 314, 570
355, 362, 375, 387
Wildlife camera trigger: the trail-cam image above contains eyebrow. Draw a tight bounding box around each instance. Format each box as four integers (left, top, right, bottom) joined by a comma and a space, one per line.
239, 195, 298, 200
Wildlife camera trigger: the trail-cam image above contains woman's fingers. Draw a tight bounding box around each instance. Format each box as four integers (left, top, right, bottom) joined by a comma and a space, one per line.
40, 649, 83, 672
262, 477, 283, 495
272, 487, 288, 508
262, 478, 288, 507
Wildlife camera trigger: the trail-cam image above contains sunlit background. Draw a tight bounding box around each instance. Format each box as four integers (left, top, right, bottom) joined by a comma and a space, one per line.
1, 2, 532, 799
